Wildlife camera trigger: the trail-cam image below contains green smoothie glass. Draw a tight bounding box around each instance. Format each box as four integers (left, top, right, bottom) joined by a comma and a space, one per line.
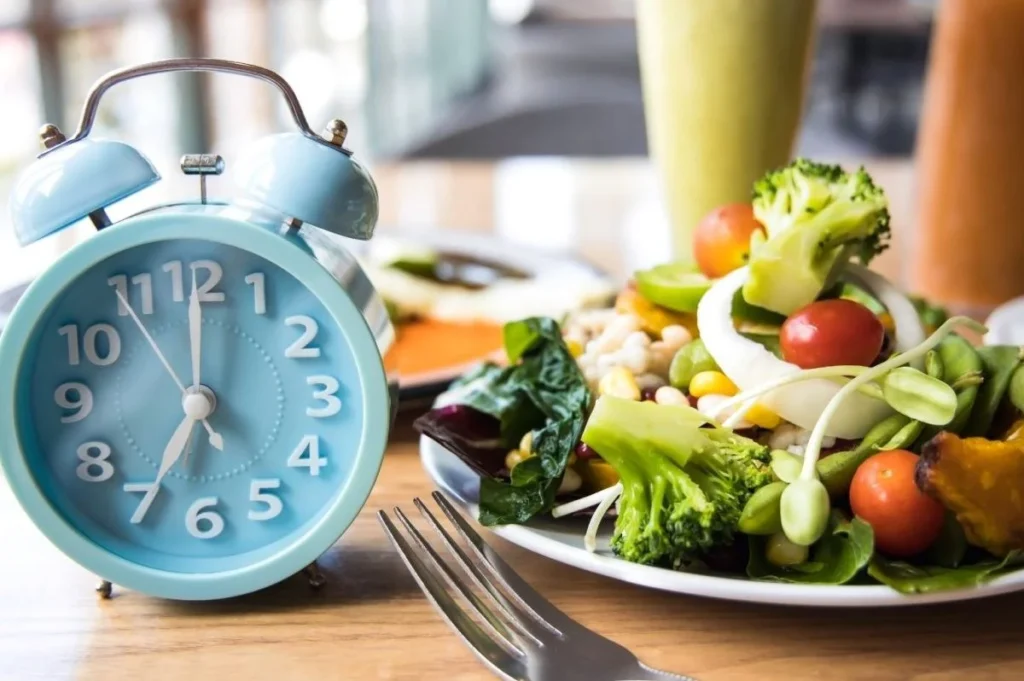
636, 0, 818, 261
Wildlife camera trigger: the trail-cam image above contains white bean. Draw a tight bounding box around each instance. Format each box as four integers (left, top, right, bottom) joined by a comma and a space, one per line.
768, 423, 801, 450
660, 324, 692, 349
646, 341, 675, 375
558, 467, 582, 495
623, 330, 651, 349
636, 373, 668, 391
619, 347, 648, 375
654, 386, 688, 407
596, 354, 618, 372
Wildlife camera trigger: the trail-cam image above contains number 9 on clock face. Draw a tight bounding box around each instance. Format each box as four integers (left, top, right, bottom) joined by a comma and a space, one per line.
0, 225, 389, 599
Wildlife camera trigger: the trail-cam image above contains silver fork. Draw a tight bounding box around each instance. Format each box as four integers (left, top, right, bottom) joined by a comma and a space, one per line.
378, 491, 697, 681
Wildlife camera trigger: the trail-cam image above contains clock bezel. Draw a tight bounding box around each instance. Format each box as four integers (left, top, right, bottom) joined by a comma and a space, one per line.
0, 210, 390, 600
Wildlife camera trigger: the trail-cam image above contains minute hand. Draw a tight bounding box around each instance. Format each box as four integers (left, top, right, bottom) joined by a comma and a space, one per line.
115, 290, 224, 450
188, 266, 202, 389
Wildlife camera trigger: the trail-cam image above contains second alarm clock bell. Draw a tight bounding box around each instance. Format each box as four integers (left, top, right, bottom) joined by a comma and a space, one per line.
0, 59, 395, 601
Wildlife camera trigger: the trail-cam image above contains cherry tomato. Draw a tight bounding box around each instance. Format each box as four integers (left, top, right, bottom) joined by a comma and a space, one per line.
692, 204, 766, 279
849, 450, 945, 557
780, 299, 884, 369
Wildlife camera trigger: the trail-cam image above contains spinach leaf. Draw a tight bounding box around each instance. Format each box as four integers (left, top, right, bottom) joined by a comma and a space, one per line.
747, 512, 874, 584
415, 317, 591, 526
921, 512, 968, 568
837, 282, 887, 315
909, 295, 949, 332
741, 332, 782, 358
434, 362, 543, 445
964, 346, 1022, 437
868, 551, 1024, 595
731, 289, 786, 326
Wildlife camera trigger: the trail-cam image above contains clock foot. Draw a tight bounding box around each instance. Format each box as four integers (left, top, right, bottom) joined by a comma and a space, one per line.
96, 580, 113, 599
301, 562, 326, 590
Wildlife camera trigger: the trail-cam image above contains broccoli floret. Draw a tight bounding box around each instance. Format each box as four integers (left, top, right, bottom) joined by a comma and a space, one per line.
743, 158, 891, 316
581, 396, 770, 567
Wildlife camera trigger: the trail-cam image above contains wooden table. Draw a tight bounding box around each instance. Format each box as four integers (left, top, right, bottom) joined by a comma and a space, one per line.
3, 159, 1023, 681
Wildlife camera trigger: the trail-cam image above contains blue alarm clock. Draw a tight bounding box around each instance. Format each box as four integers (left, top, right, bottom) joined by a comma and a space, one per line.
0, 59, 395, 600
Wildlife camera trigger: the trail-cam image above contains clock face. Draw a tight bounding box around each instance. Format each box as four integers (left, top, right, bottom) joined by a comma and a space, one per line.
15, 238, 369, 574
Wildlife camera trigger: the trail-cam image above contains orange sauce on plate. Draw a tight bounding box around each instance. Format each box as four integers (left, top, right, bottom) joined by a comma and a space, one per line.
384, 320, 505, 383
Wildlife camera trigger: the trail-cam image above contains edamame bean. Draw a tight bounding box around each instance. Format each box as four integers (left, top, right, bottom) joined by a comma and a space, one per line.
817, 413, 911, 497
1009, 362, 1024, 414
965, 345, 1023, 437
668, 338, 719, 389
738, 481, 786, 535
914, 334, 984, 445
939, 334, 984, 434
879, 418, 924, 451
925, 349, 944, 380
856, 413, 914, 453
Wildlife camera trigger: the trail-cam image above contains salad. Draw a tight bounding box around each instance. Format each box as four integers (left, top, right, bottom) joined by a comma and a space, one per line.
415, 159, 1024, 594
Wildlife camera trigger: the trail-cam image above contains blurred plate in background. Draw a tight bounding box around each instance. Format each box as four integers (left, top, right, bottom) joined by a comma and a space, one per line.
356, 229, 616, 406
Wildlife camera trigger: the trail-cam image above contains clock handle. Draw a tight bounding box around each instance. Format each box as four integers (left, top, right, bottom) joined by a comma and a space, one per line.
48, 58, 332, 154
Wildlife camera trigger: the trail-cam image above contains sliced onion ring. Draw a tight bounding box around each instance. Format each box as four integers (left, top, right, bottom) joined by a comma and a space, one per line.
696, 266, 925, 440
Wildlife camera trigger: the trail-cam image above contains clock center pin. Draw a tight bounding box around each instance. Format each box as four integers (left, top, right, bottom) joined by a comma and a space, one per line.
182, 386, 217, 419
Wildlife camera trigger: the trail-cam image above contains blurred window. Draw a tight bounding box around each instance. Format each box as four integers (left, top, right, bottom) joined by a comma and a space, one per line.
0, 0, 492, 292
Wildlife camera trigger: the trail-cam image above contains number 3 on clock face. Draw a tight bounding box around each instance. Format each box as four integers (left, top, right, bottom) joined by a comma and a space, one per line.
1, 231, 388, 596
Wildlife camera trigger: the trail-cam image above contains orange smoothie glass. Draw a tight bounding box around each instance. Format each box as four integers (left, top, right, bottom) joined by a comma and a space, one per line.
912, 0, 1024, 316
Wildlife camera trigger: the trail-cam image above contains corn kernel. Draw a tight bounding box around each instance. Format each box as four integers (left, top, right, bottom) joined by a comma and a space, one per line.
519, 431, 534, 453
688, 371, 738, 398
878, 312, 895, 334
505, 449, 528, 471
566, 338, 584, 358
744, 403, 782, 430
653, 386, 689, 407
598, 366, 641, 400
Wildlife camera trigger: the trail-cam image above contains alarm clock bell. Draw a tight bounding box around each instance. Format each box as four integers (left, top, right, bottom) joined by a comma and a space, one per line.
10, 58, 379, 246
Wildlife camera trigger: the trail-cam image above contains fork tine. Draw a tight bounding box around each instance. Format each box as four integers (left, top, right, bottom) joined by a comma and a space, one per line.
431, 491, 579, 634
392, 506, 531, 653
377, 510, 526, 680
414, 497, 558, 639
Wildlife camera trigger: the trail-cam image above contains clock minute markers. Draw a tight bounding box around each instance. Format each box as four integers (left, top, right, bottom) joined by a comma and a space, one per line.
113, 289, 224, 451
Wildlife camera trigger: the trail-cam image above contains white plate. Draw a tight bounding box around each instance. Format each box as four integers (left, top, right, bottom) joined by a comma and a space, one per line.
421, 435, 1024, 607
984, 295, 1024, 346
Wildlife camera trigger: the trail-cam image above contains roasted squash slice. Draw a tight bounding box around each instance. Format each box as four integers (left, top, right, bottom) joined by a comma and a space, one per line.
917, 432, 1024, 557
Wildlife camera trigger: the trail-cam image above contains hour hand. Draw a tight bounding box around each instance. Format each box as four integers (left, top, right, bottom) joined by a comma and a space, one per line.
128, 414, 196, 524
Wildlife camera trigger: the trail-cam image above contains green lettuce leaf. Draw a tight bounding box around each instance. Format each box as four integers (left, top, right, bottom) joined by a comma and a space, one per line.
868, 551, 1024, 595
